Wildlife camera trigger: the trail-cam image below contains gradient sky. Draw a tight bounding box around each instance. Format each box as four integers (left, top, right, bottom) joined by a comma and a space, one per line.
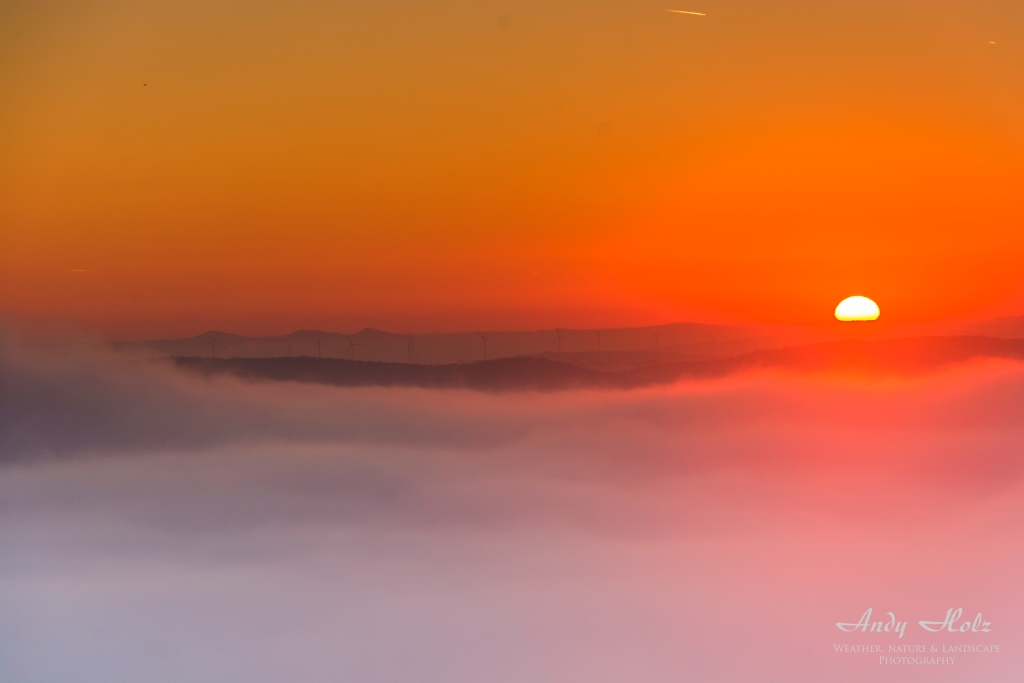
2, 0, 1023, 338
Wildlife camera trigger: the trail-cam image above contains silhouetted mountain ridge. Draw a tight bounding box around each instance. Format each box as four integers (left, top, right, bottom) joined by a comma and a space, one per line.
119, 322, 792, 365
171, 336, 1024, 391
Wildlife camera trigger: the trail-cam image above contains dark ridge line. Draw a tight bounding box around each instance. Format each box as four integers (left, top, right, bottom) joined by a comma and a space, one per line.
170, 336, 1024, 392
172, 355, 615, 392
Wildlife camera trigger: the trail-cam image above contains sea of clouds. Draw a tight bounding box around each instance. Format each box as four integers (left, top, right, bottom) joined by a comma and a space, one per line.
2, 335, 1024, 682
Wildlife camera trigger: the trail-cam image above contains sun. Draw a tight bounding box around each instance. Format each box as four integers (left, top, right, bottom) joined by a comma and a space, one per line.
835, 296, 879, 321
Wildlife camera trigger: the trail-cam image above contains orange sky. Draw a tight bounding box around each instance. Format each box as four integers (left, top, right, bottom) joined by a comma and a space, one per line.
2, 0, 1023, 339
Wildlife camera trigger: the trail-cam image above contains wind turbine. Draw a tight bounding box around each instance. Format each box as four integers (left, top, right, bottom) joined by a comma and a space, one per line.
407, 333, 418, 362
479, 332, 492, 360
204, 334, 221, 359
345, 334, 360, 360
286, 343, 292, 358
555, 327, 564, 353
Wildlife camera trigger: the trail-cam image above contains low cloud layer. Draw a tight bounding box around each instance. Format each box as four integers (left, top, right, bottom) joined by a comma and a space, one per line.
2, 337, 1024, 682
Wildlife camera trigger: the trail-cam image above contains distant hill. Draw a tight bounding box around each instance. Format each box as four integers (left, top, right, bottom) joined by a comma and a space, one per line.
117, 322, 805, 365
622, 335, 1024, 386
174, 355, 611, 391
116, 315, 1024, 368
171, 336, 1024, 392
957, 316, 1024, 339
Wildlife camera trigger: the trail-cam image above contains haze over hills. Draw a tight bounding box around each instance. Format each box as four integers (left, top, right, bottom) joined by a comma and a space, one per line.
172, 336, 1024, 392
959, 315, 1024, 339
115, 322, 810, 366
114, 316, 1024, 369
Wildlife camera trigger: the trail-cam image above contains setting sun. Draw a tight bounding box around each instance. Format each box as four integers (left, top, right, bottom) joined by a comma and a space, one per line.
835, 296, 880, 321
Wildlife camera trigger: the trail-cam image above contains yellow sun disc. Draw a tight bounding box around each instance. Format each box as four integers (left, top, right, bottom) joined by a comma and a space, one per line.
835, 296, 880, 321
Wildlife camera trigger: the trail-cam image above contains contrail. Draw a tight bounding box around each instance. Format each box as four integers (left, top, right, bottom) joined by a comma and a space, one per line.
666, 9, 706, 16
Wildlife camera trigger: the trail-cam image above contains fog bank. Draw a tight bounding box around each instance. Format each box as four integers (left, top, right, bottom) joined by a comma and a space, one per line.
2, 339, 1023, 682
